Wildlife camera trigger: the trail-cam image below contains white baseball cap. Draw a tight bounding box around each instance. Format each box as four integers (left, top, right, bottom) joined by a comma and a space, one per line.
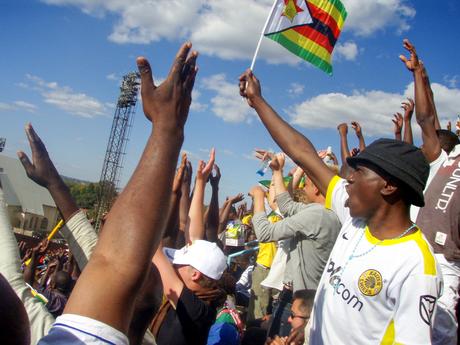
163, 240, 227, 280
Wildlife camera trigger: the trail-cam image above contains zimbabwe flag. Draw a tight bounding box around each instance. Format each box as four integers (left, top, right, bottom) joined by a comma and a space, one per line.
264, 0, 347, 75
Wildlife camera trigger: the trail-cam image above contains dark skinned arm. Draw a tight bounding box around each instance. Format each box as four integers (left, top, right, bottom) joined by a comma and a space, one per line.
400, 39, 441, 162
51, 42, 198, 333
17, 125, 79, 222
401, 98, 414, 145
351, 121, 366, 151
239, 70, 334, 196
163, 153, 187, 248
392, 113, 403, 141
206, 164, 221, 243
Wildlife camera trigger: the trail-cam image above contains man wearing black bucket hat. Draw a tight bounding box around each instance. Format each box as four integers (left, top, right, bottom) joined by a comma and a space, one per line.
239, 61, 442, 343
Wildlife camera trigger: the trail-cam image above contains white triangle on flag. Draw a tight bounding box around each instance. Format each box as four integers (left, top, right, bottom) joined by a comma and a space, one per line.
264, 0, 313, 35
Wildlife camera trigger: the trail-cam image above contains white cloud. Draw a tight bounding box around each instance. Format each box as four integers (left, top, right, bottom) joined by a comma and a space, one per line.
106, 73, 119, 81
14, 101, 38, 112
25, 74, 108, 118
190, 89, 207, 112
41, 0, 415, 65
443, 75, 458, 88
289, 82, 460, 137
341, 0, 415, 36
334, 41, 359, 61
201, 74, 256, 123
0, 102, 14, 111
0, 100, 37, 113
288, 82, 304, 96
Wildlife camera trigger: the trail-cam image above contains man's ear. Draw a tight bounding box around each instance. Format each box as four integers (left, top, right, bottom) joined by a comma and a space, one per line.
190, 269, 202, 282
380, 179, 398, 197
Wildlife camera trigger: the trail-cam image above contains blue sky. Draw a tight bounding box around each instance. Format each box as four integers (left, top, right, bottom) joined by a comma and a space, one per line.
1, 0, 460, 203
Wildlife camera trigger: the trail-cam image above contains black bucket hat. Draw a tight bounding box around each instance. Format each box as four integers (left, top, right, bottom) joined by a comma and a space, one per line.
346, 138, 429, 207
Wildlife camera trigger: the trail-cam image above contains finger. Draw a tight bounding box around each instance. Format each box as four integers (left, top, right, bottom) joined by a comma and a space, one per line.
169, 42, 192, 82
182, 50, 198, 82
184, 65, 198, 95
17, 151, 34, 176
25, 123, 47, 155
399, 55, 409, 64
137, 56, 156, 101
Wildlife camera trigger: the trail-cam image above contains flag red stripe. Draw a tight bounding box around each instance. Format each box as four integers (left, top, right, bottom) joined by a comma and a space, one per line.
293, 25, 334, 54
307, 2, 341, 40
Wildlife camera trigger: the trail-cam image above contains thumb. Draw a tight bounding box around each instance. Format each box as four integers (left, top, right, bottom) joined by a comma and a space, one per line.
399, 55, 408, 64
137, 56, 156, 96
17, 151, 34, 175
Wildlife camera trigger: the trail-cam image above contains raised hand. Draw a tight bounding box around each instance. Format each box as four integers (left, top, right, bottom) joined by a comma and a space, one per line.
392, 113, 403, 140
447, 121, 452, 132
351, 121, 362, 137
350, 147, 360, 157
401, 98, 415, 122
17, 124, 61, 188
239, 69, 262, 108
137, 42, 198, 132
230, 192, 244, 204
196, 148, 215, 181
337, 123, 348, 136
248, 186, 265, 199
172, 153, 187, 194
269, 152, 286, 172
208, 164, 221, 189
33, 238, 49, 255
399, 39, 421, 72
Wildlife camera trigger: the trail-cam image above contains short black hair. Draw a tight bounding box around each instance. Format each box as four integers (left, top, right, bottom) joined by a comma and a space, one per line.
293, 289, 316, 314
54, 271, 72, 295
437, 129, 460, 154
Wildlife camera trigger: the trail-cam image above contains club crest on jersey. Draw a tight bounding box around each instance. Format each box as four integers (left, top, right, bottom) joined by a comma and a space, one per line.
419, 295, 436, 325
358, 269, 383, 296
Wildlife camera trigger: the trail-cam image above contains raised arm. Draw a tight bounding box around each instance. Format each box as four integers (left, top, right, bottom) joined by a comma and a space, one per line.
205, 164, 221, 243
18, 125, 79, 222
163, 153, 187, 248
401, 98, 414, 145
186, 149, 215, 243
351, 121, 366, 151
61, 42, 198, 332
337, 123, 351, 178
392, 113, 403, 141
421, 63, 441, 130
218, 193, 244, 234
239, 70, 334, 196
400, 39, 441, 162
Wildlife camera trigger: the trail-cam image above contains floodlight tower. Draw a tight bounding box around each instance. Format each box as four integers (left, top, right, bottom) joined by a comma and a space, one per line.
95, 72, 140, 230
0, 138, 5, 152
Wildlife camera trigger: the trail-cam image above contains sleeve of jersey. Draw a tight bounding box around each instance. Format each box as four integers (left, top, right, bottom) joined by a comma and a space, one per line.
324, 175, 350, 225
390, 273, 440, 344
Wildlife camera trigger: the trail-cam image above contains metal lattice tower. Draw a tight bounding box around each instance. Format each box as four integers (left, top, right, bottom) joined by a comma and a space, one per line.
95, 72, 140, 230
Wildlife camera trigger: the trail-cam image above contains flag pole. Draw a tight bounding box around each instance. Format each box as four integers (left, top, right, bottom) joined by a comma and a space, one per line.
250, 0, 278, 71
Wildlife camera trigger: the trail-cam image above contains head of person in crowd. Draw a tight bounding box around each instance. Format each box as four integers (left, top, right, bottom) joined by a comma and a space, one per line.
0, 274, 30, 345
301, 165, 338, 204
436, 129, 460, 154
49, 270, 72, 296
346, 138, 429, 218
292, 188, 309, 204
165, 240, 227, 293
288, 289, 315, 330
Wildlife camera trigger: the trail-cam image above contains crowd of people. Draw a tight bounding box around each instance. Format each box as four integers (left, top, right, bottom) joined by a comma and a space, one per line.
0, 38, 459, 345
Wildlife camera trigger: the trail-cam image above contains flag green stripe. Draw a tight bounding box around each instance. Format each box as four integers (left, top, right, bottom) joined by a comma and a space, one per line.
323, 0, 348, 22
268, 32, 333, 75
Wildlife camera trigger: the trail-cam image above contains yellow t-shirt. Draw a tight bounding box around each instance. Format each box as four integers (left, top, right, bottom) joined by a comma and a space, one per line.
256, 212, 281, 268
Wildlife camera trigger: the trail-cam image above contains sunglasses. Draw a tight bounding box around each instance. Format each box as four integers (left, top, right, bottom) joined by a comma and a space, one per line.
289, 312, 310, 320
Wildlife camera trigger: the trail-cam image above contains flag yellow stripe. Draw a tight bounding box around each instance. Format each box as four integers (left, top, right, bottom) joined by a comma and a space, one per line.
282, 29, 331, 63
308, 0, 346, 29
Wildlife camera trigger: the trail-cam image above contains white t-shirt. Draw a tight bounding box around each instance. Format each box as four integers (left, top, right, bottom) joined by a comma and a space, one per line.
308, 176, 443, 345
